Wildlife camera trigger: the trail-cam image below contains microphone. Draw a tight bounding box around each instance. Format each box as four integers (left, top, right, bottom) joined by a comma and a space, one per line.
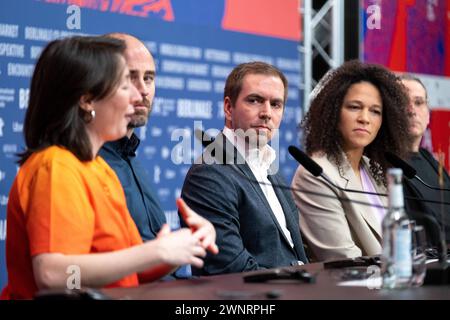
288, 145, 450, 281
288, 146, 388, 197
385, 151, 450, 192
287, 146, 322, 177
194, 132, 449, 280
385, 152, 449, 284
193, 130, 389, 270
198, 133, 386, 206
288, 146, 450, 206
196, 132, 443, 272
194, 129, 388, 210
421, 214, 449, 285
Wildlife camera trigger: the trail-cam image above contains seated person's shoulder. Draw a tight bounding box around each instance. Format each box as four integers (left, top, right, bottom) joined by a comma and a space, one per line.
312, 151, 334, 167
186, 162, 237, 182
293, 151, 329, 177
25, 146, 79, 170
419, 147, 434, 159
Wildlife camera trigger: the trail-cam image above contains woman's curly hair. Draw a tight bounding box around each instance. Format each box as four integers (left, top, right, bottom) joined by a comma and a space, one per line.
301, 60, 412, 186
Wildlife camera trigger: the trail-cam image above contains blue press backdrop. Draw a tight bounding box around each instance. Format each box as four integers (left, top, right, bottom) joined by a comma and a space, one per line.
0, 0, 303, 291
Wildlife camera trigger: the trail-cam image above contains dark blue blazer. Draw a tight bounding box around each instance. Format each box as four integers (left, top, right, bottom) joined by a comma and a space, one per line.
181, 133, 307, 275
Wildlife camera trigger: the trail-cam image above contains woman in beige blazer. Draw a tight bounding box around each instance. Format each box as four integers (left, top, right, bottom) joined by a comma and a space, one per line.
291, 61, 412, 262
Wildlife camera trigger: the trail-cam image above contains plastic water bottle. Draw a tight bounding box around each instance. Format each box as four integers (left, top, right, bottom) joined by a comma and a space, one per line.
382, 168, 412, 288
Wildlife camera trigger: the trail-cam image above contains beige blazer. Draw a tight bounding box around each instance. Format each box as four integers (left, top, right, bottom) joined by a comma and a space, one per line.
291, 152, 387, 262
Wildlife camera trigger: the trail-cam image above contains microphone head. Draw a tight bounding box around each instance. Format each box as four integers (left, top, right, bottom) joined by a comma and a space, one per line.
384, 152, 416, 179
288, 146, 323, 177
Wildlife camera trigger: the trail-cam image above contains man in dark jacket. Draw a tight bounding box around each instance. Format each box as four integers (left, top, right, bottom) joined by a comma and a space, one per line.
400, 75, 450, 246
181, 62, 308, 275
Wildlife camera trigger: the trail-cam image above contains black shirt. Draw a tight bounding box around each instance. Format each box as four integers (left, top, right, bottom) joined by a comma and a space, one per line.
403, 149, 450, 245
99, 134, 192, 279
99, 134, 166, 241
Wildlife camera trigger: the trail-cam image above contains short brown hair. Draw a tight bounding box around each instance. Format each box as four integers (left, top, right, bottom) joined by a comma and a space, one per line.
224, 61, 288, 106
398, 74, 428, 100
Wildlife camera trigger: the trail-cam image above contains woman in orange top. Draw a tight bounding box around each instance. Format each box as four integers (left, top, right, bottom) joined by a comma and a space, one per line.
4, 36, 218, 299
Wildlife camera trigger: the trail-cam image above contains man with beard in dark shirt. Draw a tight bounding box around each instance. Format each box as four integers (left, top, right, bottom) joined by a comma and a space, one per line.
99, 34, 218, 278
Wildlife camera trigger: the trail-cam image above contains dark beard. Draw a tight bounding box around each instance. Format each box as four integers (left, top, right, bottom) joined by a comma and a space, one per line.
128, 101, 152, 129
127, 114, 148, 129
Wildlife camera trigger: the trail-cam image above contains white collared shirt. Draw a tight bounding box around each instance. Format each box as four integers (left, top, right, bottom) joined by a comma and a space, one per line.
222, 126, 294, 247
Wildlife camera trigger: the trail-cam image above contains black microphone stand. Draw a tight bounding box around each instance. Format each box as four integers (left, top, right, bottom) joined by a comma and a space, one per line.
289, 146, 450, 284
385, 151, 449, 285
423, 164, 449, 285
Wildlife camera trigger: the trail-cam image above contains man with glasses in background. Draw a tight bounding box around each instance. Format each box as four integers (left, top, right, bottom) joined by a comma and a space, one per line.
399, 75, 450, 246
